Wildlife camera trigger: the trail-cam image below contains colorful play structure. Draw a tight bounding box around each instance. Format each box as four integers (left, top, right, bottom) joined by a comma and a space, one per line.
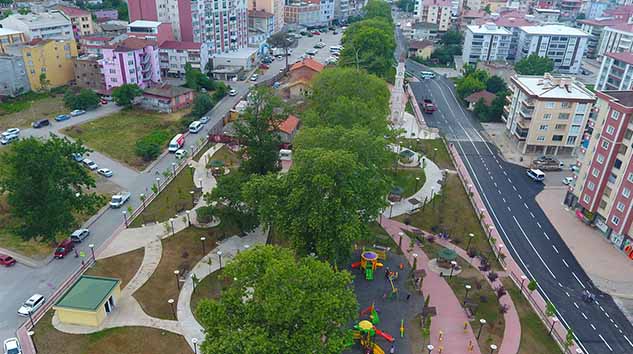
351, 303, 395, 354
351, 248, 386, 280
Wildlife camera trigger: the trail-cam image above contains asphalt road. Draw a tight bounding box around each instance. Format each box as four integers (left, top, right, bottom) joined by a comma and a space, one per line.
0, 30, 344, 343
406, 59, 633, 353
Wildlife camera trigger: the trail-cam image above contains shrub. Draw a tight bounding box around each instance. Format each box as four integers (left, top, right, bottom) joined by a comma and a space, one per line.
135, 130, 170, 161
196, 206, 215, 224
496, 286, 506, 298
487, 271, 498, 282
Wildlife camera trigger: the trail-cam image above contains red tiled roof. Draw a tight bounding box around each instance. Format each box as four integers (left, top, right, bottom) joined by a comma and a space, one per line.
81, 36, 112, 41
278, 115, 300, 135
606, 51, 633, 65
26, 38, 45, 46
409, 40, 434, 50
159, 40, 201, 50
248, 9, 274, 18
609, 22, 633, 34
57, 6, 90, 16
465, 90, 496, 105
115, 37, 156, 51
578, 17, 626, 27
462, 10, 486, 18
290, 58, 324, 73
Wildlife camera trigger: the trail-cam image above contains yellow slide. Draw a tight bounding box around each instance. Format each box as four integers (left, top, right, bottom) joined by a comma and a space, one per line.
372, 344, 385, 354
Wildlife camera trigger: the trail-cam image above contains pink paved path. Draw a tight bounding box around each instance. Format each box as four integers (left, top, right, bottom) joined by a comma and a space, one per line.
381, 218, 482, 354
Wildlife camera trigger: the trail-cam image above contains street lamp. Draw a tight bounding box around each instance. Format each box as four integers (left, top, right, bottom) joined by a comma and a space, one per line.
427, 344, 434, 353
200, 236, 206, 255
190, 145, 195, 154
466, 233, 475, 253
217, 251, 223, 269
169, 218, 175, 236
168, 298, 176, 318
171, 162, 176, 174
389, 201, 395, 218
27, 309, 35, 327
520, 275, 528, 292
490, 344, 498, 354
398, 231, 404, 247
27, 330, 37, 352
477, 318, 487, 339
89, 244, 95, 263
433, 147, 438, 160
449, 260, 457, 279
186, 210, 191, 226
122, 210, 128, 227
199, 178, 203, 189
415, 176, 421, 191
412, 252, 418, 271
174, 270, 181, 290
464, 284, 472, 305
190, 190, 195, 206
140, 193, 146, 209
496, 244, 504, 261
156, 177, 161, 191
192, 338, 199, 354
548, 317, 559, 335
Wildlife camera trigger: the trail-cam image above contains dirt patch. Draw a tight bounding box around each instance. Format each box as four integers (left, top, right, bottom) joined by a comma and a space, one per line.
0, 95, 67, 130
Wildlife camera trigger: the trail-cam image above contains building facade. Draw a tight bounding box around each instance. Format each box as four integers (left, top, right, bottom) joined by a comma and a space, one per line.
284, 2, 322, 27
190, 0, 249, 54
0, 54, 30, 97
570, 90, 633, 254
127, 0, 188, 40
158, 40, 209, 76
74, 54, 106, 92
578, 17, 625, 59
248, 0, 284, 32
248, 9, 275, 38
0, 11, 73, 41
141, 84, 194, 112
503, 73, 596, 156
516, 25, 589, 74
597, 22, 633, 59
462, 23, 512, 64
56, 6, 95, 38
9, 38, 78, 90
0, 28, 26, 53
414, 0, 452, 32
127, 20, 174, 44
595, 52, 633, 91
99, 37, 161, 91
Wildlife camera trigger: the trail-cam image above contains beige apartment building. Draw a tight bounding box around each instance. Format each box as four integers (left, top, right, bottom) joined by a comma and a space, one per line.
414, 0, 452, 32
503, 73, 596, 156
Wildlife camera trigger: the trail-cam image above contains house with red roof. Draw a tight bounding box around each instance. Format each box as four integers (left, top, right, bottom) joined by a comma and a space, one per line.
56, 6, 95, 38
141, 84, 195, 113
158, 40, 209, 77
464, 90, 496, 110
277, 115, 301, 143
282, 58, 324, 99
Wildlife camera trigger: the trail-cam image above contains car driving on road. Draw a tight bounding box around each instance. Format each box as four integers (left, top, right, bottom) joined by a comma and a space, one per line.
70, 229, 90, 243
70, 110, 86, 116
17, 294, 45, 317
31, 119, 49, 128
55, 114, 71, 122
3, 337, 21, 354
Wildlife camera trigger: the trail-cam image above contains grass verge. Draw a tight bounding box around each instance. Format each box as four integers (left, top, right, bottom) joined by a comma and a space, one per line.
86, 247, 145, 289
402, 138, 453, 170
134, 224, 238, 320
190, 270, 230, 321
203, 145, 240, 169
33, 312, 191, 354
64, 108, 183, 170
388, 166, 425, 199
0, 93, 67, 130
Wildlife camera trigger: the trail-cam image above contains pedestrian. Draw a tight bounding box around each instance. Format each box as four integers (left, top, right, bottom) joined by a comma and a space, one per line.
385, 267, 391, 280
389, 344, 395, 354
406, 293, 411, 301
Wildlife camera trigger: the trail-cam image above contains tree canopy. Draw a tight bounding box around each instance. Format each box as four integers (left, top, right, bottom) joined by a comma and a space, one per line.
112, 84, 143, 106
0, 136, 103, 243
267, 32, 294, 69
485, 75, 508, 94
184, 63, 215, 92
64, 88, 100, 110
196, 245, 357, 354
514, 54, 554, 75
364, 0, 393, 22
203, 171, 258, 233
192, 94, 214, 118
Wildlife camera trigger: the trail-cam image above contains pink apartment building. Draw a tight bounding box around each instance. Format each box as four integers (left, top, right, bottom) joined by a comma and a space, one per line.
99, 37, 161, 91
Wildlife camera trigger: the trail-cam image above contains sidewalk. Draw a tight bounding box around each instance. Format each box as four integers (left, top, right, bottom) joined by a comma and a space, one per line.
380, 218, 482, 354
391, 61, 407, 126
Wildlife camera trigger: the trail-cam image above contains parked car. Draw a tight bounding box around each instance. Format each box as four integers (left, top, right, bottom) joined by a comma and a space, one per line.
562, 176, 574, 185
31, 119, 50, 128
527, 168, 545, 182
229, 89, 237, 96
110, 191, 131, 208
570, 164, 580, 172
199, 116, 210, 124
314, 42, 325, 49
82, 159, 98, 170
0, 253, 16, 267
2, 128, 20, 137
175, 149, 188, 159
55, 114, 71, 122
71, 153, 84, 162
70, 229, 90, 243
54, 239, 74, 259
261, 57, 273, 64
3, 338, 21, 354
259, 64, 269, 70
306, 49, 318, 56
17, 294, 45, 317
189, 121, 203, 133
250, 74, 258, 81
100, 98, 108, 105
97, 168, 113, 177
70, 109, 86, 117
0, 134, 18, 145
311, 31, 321, 35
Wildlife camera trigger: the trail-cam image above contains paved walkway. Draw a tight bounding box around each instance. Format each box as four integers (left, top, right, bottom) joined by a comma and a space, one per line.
391, 61, 407, 126
380, 218, 482, 354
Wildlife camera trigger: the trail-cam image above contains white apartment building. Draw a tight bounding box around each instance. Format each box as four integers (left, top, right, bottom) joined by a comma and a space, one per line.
190, 0, 249, 54
598, 21, 633, 59
0, 11, 73, 41
414, 0, 452, 32
159, 40, 210, 77
249, 0, 284, 33
516, 25, 589, 74
334, 0, 350, 21
595, 52, 633, 91
319, 0, 335, 24
462, 23, 512, 64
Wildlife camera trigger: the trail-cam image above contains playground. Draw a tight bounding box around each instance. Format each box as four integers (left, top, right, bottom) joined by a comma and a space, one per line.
346, 247, 424, 354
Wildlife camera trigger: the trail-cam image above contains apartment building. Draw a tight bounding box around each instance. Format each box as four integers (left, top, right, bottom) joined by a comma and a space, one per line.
0, 54, 30, 96
249, 0, 284, 32
595, 52, 633, 91
598, 21, 633, 59
516, 25, 589, 74
414, 0, 452, 32
578, 17, 625, 59
285, 2, 322, 27
475, 11, 532, 61
159, 40, 209, 77
190, 0, 249, 54
74, 54, 106, 92
0, 11, 73, 41
335, 0, 350, 21
99, 37, 161, 91
569, 90, 633, 252
315, 0, 335, 25
56, 6, 95, 38
504, 73, 596, 155
0, 28, 26, 53
532, 8, 560, 22
127, 0, 187, 40
248, 9, 275, 38
462, 23, 512, 64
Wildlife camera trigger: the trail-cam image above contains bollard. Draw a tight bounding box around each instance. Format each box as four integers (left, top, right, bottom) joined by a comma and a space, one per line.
464, 322, 469, 333
438, 331, 443, 342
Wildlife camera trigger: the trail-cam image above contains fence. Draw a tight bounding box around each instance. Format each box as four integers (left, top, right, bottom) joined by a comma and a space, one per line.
15, 138, 211, 354
445, 141, 580, 353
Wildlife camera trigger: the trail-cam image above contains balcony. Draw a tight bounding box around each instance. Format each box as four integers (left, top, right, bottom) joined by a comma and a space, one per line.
514, 126, 529, 140
141, 53, 151, 64
521, 99, 535, 108
519, 107, 533, 119
516, 117, 531, 128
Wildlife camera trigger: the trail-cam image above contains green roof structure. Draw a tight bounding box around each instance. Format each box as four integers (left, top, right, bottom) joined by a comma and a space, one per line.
55, 275, 120, 311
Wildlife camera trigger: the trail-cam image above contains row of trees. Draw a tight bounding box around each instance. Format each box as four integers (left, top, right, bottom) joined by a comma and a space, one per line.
456, 65, 508, 122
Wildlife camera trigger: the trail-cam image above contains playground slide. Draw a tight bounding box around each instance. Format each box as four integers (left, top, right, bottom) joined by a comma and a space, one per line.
372, 344, 385, 354
374, 329, 395, 343
365, 267, 374, 280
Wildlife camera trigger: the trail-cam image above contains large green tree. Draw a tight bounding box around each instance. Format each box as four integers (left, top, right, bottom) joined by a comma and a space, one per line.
0, 136, 102, 243
303, 67, 390, 136
267, 32, 294, 70
184, 63, 215, 91
339, 18, 395, 79
234, 87, 288, 176
112, 83, 143, 106
196, 245, 357, 354
192, 94, 214, 118
203, 172, 258, 234
364, 0, 393, 22
486, 75, 508, 94
514, 54, 554, 75
456, 75, 486, 99
63, 88, 100, 110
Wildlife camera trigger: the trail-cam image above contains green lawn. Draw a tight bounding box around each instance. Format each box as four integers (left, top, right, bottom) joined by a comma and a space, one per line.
0, 94, 67, 131
204, 145, 241, 169
388, 166, 426, 199
86, 247, 145, 289
402, 138, 453, 170
405, 100, 414, 114
130, 166, 200, 227
502, 278, 562, 354
64, 109, 183, 170
190, 270, 230, 322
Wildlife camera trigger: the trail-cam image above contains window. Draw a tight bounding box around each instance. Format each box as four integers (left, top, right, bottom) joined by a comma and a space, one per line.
545, 102, 555, 109
583, 194, 591, 203
593, 168, 600, 177
543, 113, 552, 120
617, 202, 626, 212
624, 188, 631, 198
537, 136, 545, 141
539, 124, 548, 131
626, 129, 633, 140
607, 125, 616, 135
552, 135, 563, 141
628, 173, 633, 182
612, 215, 620, 225
587, 181, 595, 191
612, 110, 621, 120
600, 200, 608, 210
602, 140, 610, 149
558, 113, 570, 120
615, 159, 623, 169
561, 102, 572, 109
597, 154, 605, 164
555, 124, 567, 130
566, 136, 577, 145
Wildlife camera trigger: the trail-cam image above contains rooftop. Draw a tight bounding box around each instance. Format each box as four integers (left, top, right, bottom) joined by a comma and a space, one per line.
2, 11, 70, 27
606, 51, 633, 65
519, 24, 589, 37
248, 9, 274, 18
128, 20, 161, 28
55, 275, 120, 311
467, 23, 512, 35
465, 90, 497, 105
511, 73, 596, 101
290, 57, 324, 72
421, 0, 451, 7
577, 17, 625, 27
279, 115, 300, 134
114, 37, 156, 51
409, 39, 434, 49
159, 40, 201, 50
144, 84, 194, 98
599, 91, 633, 108
607, 22, 633, 34
462, 10, 486, 18
533, 8, 560, 14
57, 5, 90, 16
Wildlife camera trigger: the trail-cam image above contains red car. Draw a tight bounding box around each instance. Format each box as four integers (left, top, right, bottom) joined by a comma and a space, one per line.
0, 253, 16, 266
311, 31, 321, 35
100, 98, 108, 105
259, 64, 269, 69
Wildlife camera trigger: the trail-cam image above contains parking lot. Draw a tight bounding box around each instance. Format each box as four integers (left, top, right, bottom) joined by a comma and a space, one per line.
269, 29, 344, 67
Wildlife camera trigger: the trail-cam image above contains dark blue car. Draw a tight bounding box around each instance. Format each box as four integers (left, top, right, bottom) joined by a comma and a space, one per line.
55, 114, 71, 122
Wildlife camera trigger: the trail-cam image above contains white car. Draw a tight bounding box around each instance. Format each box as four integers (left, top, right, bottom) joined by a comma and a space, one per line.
199, 116, 209, 124
3, 338, 21, 354
17, 294, 45, 317
2, 128, 20, 137
83, 159, 98, 170
97, 168, 113, 177
0, 134, 17, 145
70, 109, 86, 117
229, 89, 237, 96
175, 149, 188, 159
70, 228, 90, 243
250, 74, 258, 81
562, 176, 574, 185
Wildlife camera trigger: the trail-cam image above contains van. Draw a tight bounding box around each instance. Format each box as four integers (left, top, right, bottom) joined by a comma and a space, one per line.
279, 149, 292, 160
54, 239, 74, 259
330, 45, 342, 52
168, 133, 185, 152
189, 121, 203, 134
421, 71, 435, 79
527, 168, 545, 182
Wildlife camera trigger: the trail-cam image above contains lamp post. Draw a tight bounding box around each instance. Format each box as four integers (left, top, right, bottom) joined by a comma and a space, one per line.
122, 210, 128, 228
496, 245, 504, 261
217, 251, 223, 269
427, 344, 434, 353
192, 338, 199, 354
27, 330, 37, 352
466, 233, 475, 253
200, 236, 206, 255
190, 145, 195, 155
169, 218, 175, 236
433, 147, 438, 160
156, 177, 161, 191
89, 244, 95, 264
171, 162, 176, 174
477, 318, 487, 339
490, 344, 498, 354
449, 260, 457, 279
168, 298, 176, 318
415, 176, 421, 191
548, 317, 559, 335
464, 284, 472, 305
140, 193, 146, 209
398, 231, 404, 247
174, 270, 181, 290
190, 190, 195, 207
520, 275, 528, 292
412, 253, 418, 271
389, 201, 395, 218
186, 210, 191, 226
199, 178, 203, 189
27, 309, 35, 327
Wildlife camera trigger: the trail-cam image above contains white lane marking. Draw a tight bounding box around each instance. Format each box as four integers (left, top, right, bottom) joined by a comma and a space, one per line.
610, 319, 614, 323
503, 171, 507, 176
507, 206, 512, 212
574, 302, 579, 309
518, 194, 522, 199
624, 335, 633, 348
513, 216, 557, 279
573, 272, 586, 289
512, 185, 517, 191
600, 306, 605, 312
494, 182, 497, 188
615, 324, 619, 329
558, 282, 563, 287
552, 245, 559, 254
582, 312, 588, 320
596, 300, 600, 305
605, 312, 610, 318
498, 190, 501, 194
599, 334, 613, 352
508, 178, 512, 183
562, 259, 569, 268
620, 329, 624, 334
591, 324, 596, 330
530, 212, 535, 218
565, 291, 570, 297
524, 202, 529, 209
502, 197, 506, 203
537, 222, 542, 229
490, 175, 494, 180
